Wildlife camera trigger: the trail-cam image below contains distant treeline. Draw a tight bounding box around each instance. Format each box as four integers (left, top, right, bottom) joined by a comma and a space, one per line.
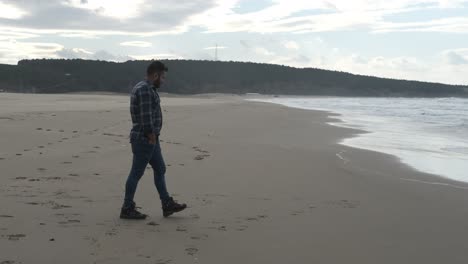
0, 59, 467, 97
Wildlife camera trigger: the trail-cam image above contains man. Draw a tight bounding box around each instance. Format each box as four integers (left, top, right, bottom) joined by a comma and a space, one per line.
121, 61, 187, 220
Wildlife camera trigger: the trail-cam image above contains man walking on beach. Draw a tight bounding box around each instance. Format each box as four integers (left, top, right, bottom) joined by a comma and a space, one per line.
120, 61, 187, 220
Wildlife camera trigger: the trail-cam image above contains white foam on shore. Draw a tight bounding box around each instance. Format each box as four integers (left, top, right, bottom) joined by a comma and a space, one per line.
249, 97, 468, 183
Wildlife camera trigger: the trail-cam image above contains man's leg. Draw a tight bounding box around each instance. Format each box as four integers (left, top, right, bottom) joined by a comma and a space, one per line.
148, 141, 171, 202
149, 141, 187, 217
123, 140, 155, 208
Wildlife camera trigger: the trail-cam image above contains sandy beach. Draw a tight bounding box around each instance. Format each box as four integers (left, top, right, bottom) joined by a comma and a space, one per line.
2, 92, 468, 264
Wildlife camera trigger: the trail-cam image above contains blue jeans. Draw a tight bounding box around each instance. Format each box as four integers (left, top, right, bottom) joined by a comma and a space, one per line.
124, 138, 170, 208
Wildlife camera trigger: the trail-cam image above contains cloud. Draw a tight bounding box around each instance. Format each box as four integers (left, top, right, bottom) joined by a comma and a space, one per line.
120, 41, 152, 48
442, 48, 468, 65
269, 54, 312, 67
373, 17, 468, 33
316, 52, 468, 84
57, 48, 93, 59
255, 47, 275, 56
93, 50, 133, 61
65, 0, 146, 20
190, 0, 468, 34
284, 41, 300, 50
0, 30, 38, 41
240, 40, 251, 49
0, 40, 63, 64
204, 46, 228, 50
2, 0, 468, 39
59, 32, 100, 39
0, 0, 219, 36
56, 48, 132, 62
129, 53, 184, 60
0, 1, 27, 19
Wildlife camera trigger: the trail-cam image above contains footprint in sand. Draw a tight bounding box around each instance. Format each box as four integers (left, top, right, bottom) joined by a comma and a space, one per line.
37, 168, 47, 172
248, 197, 272, 201
324, 200, 360, 209
190, 214, 200, 220
72, 155, 80, 158
59, 219, 81, 225
15, 154, 22, 156
15, 177, 27, 180
4, 234, 26, 241
46, 176, 62, 181
28, 179, 40, 182
194, 154, 210, 161
236, 225, 249, 231
193, 147, 210, 154
38, 146, 45, 149
61, 161, 73, 164
1, 260, 17, 264
176, 226, 187, 232
205, 194, 228, 198
68, 173, 79, 177
59, 130, 65, 132
291, 210, 304, 216
185, 247, 198, 256
36, 128, 43, 131
0, 215, 14, 218
156, 259, 172, 264
190, 234, 208, 240
0, 158, 5, 161
49, 201, 72, 210
105, 228, 118, 236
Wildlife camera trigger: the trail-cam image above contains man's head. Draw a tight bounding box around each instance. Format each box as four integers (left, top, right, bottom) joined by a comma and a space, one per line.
146, 61, 168, 88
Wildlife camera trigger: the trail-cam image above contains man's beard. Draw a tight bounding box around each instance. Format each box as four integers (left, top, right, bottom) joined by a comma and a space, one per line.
153, 79, 161, 88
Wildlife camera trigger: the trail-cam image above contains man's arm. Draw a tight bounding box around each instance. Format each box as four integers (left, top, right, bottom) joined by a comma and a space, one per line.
137, 87, 156, 143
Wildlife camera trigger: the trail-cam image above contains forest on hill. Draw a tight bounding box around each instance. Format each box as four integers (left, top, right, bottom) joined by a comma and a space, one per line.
0, 59, 467, 97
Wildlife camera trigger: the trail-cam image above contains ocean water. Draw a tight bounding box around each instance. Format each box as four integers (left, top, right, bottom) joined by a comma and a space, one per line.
249, 97, 468, 183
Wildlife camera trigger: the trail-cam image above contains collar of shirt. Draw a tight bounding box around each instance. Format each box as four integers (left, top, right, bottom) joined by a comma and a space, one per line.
145, 79, 156, 90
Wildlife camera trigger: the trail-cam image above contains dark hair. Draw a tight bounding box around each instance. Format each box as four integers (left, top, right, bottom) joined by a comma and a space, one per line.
147, 61, 168, 75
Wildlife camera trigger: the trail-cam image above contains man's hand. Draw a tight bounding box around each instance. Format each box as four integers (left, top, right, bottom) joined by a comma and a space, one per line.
146, 133, 157, 145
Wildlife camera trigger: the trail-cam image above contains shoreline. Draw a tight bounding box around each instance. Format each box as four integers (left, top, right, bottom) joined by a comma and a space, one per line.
249, 97, 468, 185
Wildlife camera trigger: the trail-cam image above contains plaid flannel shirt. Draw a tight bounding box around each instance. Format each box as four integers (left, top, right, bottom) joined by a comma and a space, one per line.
129, 80, 163, 142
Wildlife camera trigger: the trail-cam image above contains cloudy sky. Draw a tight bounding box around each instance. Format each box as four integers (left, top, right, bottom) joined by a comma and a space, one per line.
1, 0, 468, 84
